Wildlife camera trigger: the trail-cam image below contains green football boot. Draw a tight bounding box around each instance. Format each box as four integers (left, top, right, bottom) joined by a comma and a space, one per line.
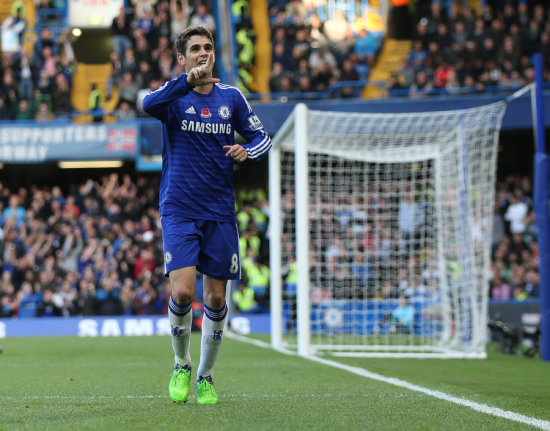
169, 364, 191, 403
196, 376, 218, 405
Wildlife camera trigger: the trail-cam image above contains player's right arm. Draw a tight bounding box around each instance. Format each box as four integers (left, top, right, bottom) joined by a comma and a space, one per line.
142, 74, 194, 121
143, 55, 219, 121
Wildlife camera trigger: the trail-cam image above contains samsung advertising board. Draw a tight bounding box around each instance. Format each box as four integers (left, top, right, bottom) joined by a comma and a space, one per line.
0, 315, 271, 338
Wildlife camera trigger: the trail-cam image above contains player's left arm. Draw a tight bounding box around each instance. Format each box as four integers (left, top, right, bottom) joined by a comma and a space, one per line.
223, 91, 271, 163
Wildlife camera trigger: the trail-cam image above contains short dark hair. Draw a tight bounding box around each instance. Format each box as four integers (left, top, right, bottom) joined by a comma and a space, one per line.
176, 26, 214, 55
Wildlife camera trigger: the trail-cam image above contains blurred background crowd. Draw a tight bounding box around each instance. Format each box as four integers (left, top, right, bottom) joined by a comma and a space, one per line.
1, 0, 549, 120
0, 0, 547, 317
0, 171, 540, 318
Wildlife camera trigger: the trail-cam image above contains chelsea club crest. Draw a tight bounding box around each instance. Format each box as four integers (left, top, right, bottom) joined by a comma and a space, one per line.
218, 105, 231, 120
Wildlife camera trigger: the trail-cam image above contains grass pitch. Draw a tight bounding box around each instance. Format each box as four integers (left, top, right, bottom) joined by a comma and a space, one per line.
0, 334, 549, 431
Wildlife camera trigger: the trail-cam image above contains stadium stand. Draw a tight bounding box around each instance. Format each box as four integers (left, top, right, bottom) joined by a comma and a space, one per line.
0, 173, 270, 318
0, 0, 547, 320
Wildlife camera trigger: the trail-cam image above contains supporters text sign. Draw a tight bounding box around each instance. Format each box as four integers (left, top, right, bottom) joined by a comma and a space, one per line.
0, 123, 137, 163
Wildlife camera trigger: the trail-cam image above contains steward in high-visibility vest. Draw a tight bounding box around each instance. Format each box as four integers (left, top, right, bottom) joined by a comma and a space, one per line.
247, 232, 261, 256
249, 206, 267, 234
89, 83, 104, 123
247, 261, 270, 297
237, 65, 254, 94
232, 284, 258, 313
236, 28, 254, 67
239, 236, 248, 260
236, 206, 250, 232
231, 0, 250, 28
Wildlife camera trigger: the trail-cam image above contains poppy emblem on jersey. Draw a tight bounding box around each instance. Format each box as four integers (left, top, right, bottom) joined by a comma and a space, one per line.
218, 105, 231, 120
165, 251, 172, 264
201, 108, 212, 118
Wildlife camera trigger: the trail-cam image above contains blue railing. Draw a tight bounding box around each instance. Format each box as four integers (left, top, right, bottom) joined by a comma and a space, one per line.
245, 80, 386, 101
388, 82, 550, 98
238, 81, 550, 102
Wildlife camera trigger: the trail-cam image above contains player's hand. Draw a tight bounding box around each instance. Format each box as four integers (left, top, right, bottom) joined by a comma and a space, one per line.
187, 54, 220, 87
224, 144, 248, 163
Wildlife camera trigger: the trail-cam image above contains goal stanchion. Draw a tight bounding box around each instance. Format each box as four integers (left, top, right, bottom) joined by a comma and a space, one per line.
270, 97, 520, 358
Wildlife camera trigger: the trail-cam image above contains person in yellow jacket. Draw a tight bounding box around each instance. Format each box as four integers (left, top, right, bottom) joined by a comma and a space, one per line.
232, 279, 265, 313
89, 83, 104, 123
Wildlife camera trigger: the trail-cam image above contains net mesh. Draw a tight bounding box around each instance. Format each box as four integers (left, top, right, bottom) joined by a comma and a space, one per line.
276, 103, 507, 356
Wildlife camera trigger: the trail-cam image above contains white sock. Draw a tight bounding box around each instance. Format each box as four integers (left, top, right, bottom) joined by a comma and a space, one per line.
197, 302, 228, 379
168, 295, 192, 367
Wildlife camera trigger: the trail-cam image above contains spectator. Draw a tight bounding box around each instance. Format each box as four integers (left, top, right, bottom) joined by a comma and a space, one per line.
17, 48, 35, 102
409, 40, 428, 72
170, 0, 190, 38
337, 58, 360, 98
34, 100, 54, 121
1, 7, 26, 59
504, 194, 528, 234
524, 269, 540, 298
409, 70, 433, 98
397, 190, 424, 251
117, 101, 137, 120
376, 295, 415, 334
15, 99, 33, 120
118, 72, 139, 108
121, 47, 137, 76
189, 4, 216, 33
33, 27, 55, 65
308, 47, 338, 91
491, 274, 511, 300
388, 73, 406, 96
106, 51, 123, 101
232, 279, 263, 314
51, 73, 72, 116
111, 6, 133, 58
96, 277, 123, 315
272, 42, 292, 71
351, 28, 379, 69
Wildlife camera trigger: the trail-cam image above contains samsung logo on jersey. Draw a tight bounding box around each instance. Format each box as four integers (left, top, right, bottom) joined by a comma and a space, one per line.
181, 120, 232, 135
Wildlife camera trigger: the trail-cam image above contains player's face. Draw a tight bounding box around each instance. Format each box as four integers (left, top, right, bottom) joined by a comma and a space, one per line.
179, 35, 215, 74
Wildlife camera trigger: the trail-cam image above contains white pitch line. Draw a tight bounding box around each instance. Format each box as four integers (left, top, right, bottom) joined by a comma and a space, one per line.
227, 332, 550, 431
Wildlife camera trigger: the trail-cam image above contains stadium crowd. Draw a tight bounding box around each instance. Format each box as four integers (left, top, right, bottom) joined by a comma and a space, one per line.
267, 0, 550, 98
276, 173, 541, 304
0, 6, 76, 120
1, 0, 550, 116
267, 0, 381, 96
0, 173, 270, 318
0, 0, 545, 318
0, 0, 220, 120
0, 170, 540, 319
392, 1, 550, 95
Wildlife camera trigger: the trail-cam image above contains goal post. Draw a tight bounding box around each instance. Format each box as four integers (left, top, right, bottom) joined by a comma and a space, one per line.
269, 101, 508, 358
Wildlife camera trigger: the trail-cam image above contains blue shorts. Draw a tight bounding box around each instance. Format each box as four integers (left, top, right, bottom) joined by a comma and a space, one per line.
161, 216, 241, 280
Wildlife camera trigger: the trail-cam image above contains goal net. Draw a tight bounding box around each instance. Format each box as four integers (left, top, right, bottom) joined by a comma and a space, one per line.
269, 102, 507, 358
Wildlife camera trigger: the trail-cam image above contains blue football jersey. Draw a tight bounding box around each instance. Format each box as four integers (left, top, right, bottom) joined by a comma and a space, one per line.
142, 74, 271, 222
